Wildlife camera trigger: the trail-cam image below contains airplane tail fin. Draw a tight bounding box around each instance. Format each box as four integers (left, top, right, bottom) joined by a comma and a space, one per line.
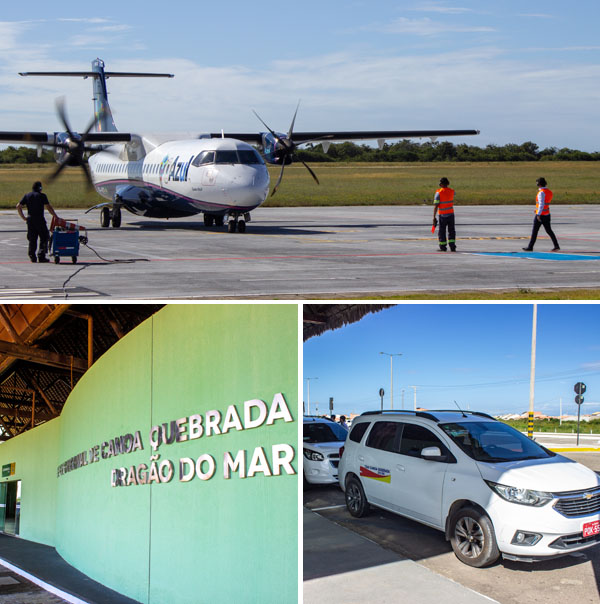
19, 58, 174, 133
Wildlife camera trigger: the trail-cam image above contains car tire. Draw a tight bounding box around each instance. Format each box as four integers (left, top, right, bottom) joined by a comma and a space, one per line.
450, 506, 499, 567
345, 476, 370, 518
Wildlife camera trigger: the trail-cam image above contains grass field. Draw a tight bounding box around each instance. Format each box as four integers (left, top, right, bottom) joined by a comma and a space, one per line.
1, 161, 599, 209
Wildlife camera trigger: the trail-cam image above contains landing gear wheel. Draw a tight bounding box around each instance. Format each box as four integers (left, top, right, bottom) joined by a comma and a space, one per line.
100, 207, 110, 228
54, 256, 60, 264
215, 215, 224, 227
204, 214, 215, 227
228, 219, 237, 233
450, 507, 499, 567
345, 476, 370, 518
71, 256, 77, 264
237, 219, 246, 233
111, 206, 122, 228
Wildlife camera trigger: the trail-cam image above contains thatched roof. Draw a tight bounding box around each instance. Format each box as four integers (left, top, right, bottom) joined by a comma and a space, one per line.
303, 304, 394, 341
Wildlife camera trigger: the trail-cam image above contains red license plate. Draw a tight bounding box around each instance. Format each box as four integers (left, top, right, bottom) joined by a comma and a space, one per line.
583, 520, 600, 538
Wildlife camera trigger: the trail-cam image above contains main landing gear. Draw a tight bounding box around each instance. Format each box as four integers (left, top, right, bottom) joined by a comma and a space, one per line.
100, 206, 122, 228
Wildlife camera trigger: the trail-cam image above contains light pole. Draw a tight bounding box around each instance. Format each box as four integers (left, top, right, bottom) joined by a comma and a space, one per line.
528, 304, 537, 439
408, 385, 417, 410
380, 352, 402, 409
305, 377, 318, 415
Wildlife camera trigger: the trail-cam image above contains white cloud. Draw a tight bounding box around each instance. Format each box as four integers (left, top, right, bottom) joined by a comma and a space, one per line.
409, 2, 473, 14
369, 17, 494, 36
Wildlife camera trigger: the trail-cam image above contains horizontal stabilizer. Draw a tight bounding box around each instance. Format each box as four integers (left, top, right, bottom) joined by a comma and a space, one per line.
20, 71, 174, 78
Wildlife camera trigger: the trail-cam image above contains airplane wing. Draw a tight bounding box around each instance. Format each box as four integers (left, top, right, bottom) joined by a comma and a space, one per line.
0, 132, 132, 144
209, 129, 479, 145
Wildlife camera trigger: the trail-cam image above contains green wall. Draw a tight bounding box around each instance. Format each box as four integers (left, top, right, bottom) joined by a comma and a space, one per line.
1, 304, 298, 604
0, 418, 60, 547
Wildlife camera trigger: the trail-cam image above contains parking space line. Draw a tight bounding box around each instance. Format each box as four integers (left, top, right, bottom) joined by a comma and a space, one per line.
310, 504, 347, 512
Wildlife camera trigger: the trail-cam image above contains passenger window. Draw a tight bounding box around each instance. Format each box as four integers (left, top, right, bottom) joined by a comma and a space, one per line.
349, 422, 369, 444
400, 424, 445, 458
366, 421, 401, 453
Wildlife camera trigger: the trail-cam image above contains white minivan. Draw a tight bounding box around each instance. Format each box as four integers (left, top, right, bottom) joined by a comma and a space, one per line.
338, 410, 600, 567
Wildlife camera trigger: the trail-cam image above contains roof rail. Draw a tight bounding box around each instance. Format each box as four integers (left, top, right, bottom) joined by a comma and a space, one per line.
360, 409, 497, 423
359, 409, 439, 422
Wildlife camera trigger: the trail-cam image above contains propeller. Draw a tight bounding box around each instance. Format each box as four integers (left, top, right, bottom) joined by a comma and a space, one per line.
253, 102, 321, 196
46, 98, 116, 189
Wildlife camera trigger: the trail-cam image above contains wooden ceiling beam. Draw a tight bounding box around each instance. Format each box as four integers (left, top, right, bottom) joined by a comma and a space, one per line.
0, 340, 87, 373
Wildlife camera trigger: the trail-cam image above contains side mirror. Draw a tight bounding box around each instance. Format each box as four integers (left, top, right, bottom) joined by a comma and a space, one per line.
421, 446, 443, 460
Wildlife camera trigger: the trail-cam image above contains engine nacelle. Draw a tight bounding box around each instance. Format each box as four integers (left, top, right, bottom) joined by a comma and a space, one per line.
260, 132, 293, 165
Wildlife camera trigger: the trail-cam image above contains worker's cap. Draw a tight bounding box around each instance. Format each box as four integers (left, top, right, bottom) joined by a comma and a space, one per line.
536, 177, 547, 187
439, 177, 450, 186
32, 181, 42, 191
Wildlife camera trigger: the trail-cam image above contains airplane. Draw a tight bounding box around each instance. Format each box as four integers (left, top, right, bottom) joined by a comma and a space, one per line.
0, 58, 479, 233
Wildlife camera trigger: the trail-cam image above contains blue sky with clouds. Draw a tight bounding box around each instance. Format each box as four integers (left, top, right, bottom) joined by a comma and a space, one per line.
0, 1, 599, 149
303, 304, 600, 418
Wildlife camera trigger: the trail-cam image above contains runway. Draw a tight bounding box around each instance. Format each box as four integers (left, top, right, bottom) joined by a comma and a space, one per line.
0, 204, 599, 299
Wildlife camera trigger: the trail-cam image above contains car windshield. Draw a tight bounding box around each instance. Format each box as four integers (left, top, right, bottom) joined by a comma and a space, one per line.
303, 422, 348, 444
439, 421, 555, 462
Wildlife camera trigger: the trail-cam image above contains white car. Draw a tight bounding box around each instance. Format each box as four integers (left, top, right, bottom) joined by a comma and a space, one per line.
338, 410, 600, 567
303, 416, 348, 486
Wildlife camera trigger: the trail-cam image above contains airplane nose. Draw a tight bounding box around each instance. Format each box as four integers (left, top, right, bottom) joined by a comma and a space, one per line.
229, 166, 269, 207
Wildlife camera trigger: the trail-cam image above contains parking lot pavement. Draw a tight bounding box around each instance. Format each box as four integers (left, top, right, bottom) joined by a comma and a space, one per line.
304, 450, 600, 604
303, 509, 497, 604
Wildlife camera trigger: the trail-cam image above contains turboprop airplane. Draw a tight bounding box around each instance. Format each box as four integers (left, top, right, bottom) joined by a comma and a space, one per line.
0, 58, 479, 233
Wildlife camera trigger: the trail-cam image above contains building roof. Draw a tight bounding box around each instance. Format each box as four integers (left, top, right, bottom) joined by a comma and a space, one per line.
0, 304, 163, 440
303, 304, 394, 341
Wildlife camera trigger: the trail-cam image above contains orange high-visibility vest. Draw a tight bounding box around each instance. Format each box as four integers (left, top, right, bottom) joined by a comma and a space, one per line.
536, 188, 553, 215
435, 187, 455, 215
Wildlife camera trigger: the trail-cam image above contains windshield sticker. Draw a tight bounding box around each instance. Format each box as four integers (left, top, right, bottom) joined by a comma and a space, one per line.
360, 465, 391, 483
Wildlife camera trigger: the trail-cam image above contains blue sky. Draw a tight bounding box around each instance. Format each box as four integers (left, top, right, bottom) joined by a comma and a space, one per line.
0, 1, 599, 150
303, 304, 600, 418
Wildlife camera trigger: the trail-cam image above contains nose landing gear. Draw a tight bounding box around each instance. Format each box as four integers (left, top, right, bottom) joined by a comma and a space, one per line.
100, 205, 122, 228
227, 212, 251, 233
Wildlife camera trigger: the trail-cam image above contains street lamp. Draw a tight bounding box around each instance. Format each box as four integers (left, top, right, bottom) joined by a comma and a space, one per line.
305, 377, 318, 415
380, 352, 402, 409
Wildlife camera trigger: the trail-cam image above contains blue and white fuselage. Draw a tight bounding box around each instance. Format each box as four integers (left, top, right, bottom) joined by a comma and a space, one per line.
89, 137, 269, 223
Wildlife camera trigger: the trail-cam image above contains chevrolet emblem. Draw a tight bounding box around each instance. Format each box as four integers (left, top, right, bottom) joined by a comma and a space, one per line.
583, 492, 593, 500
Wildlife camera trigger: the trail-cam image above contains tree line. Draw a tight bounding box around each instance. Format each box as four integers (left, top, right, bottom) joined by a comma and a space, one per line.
296, 141, 600, 163
1, 141, 598, 164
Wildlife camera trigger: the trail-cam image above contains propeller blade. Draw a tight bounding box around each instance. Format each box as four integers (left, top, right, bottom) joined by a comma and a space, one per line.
49, 157, 70, 182
302, 161, 320, 185
252, 110, 277, 138
80, 160, 94, 190
55, 97, 75, 139
271, 162, 286, 197
287, 100, 300, 139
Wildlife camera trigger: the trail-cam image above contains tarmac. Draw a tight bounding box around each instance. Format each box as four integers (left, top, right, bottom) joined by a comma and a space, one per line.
1, 205, 599, 299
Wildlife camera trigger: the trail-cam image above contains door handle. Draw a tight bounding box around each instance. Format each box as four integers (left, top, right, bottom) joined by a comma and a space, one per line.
358, 456, 365, 462
396, 465, 405, 471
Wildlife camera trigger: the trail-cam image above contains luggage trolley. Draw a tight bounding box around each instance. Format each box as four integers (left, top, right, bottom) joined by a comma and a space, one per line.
49, 216, 88, 264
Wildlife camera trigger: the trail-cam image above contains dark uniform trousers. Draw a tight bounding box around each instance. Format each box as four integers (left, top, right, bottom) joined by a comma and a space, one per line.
27, 218, 50, 260
439, 214, 456, 250
527, 214, 559, 249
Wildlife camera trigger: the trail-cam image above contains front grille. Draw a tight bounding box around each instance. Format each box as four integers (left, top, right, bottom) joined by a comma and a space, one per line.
553, 486, 600, 518
329, 460, 339, 469
549, 532, 600, 550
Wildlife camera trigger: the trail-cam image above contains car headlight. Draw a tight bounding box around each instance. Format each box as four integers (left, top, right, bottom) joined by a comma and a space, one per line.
303, 449, 324, 462
485, 481, 553, 506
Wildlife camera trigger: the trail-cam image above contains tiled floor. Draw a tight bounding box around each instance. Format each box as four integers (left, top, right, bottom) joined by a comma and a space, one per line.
0, 565, 68, 603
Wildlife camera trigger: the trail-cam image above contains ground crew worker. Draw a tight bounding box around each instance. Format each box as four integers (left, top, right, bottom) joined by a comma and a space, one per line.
16, 181, 59, 263
433, 177, 456, 252
522, 177, 560, 252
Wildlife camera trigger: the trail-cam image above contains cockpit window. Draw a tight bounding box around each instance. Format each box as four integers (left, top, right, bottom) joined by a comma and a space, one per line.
215, 150, 240, 164
238, 149, 264, 164
192, 151, 215, 167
